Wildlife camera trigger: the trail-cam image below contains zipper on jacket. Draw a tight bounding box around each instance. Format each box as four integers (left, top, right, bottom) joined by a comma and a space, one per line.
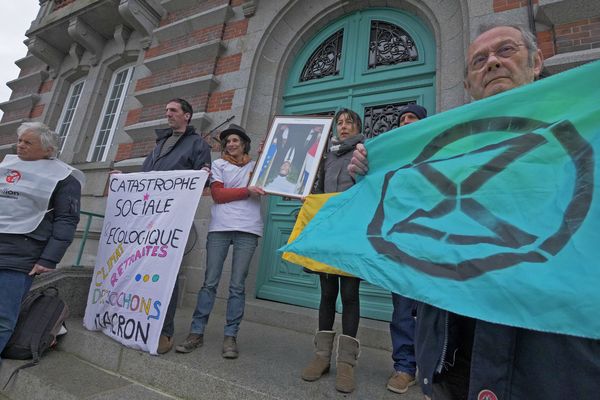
152, 130, 187, 168
436, 310, 449, 373
335, 165, 342, 189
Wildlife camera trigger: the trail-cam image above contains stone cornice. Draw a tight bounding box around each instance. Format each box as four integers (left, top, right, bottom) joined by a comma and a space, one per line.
0, 94, 40, 113
118, 0, 166, 49
143, 39, 222, 73
27, 36, 65, 78
152, 4, 231, 43
68, 16, 106, 66
6, 70, 49, 91
134, 74, 218, 106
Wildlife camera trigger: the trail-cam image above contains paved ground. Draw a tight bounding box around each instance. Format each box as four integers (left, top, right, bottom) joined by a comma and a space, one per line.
0, 303, 425, 400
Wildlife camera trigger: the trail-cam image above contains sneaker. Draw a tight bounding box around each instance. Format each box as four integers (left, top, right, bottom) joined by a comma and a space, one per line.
386, 371, 416, 394
175, 333, 204, 353
222, 336, 238, 359
157, 335, 173, 354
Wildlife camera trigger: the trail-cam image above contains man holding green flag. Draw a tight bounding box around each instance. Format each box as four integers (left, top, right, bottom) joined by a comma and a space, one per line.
287, 24, 600, 399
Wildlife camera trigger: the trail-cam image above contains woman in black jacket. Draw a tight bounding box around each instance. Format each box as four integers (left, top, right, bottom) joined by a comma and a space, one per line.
301, 108, 365, 394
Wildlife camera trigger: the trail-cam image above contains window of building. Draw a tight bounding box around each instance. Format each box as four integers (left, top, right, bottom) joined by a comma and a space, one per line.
87, 65, 134, 162
363, 101, 415, 138
56, 78, 85, 152
368, 20, 418, 69
300, 29, 344, 82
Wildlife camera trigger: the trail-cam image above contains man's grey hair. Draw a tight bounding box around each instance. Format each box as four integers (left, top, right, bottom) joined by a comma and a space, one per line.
466, 24, 539, 76
17, 122, 60, 158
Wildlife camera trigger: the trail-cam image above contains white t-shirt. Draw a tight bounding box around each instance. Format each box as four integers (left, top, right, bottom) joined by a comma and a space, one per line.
208, 158, 263, 236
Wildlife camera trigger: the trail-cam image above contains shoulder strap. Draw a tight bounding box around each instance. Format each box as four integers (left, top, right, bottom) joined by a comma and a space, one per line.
2, 361, 37, 390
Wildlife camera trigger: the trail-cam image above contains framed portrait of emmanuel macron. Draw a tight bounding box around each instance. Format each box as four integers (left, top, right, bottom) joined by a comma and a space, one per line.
250, 116, 333, 198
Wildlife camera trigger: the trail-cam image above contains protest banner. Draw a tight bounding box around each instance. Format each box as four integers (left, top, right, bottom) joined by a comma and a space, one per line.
282, 60, 600, 339
83, 170, 208, 353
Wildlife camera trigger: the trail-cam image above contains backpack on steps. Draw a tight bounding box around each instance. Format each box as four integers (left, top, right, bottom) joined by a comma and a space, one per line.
2, 286, 69, 388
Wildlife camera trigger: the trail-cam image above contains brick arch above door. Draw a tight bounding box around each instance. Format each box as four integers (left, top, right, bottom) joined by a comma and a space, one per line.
283, 8, 436, 137
242, 0, 470, 140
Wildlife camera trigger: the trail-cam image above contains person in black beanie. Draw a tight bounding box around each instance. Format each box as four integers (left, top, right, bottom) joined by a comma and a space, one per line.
398, 103, 427, 126
386, 103, 428, 394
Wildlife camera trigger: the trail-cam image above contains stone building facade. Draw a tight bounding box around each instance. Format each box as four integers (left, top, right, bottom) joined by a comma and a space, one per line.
1, 0, 598, 315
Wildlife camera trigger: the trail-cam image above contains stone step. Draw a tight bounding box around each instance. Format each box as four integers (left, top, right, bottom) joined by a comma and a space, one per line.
0, 352, 176, 400
240, 297, 394, 351
18, 307, 423, 400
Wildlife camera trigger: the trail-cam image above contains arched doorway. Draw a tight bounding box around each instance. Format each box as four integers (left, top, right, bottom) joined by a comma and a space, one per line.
255, 8, 436, 320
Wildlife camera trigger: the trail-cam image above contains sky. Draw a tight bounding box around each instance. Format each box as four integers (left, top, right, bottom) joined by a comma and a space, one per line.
0, 2, 40, 118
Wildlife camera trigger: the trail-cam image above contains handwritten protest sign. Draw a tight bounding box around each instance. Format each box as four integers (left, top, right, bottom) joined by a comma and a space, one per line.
83, 170, 208, 353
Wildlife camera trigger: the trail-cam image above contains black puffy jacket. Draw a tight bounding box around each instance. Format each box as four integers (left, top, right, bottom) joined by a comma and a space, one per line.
416, 302, 600, 399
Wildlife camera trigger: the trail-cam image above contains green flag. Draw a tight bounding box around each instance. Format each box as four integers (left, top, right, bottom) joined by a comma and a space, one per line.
282, 60, 600, 339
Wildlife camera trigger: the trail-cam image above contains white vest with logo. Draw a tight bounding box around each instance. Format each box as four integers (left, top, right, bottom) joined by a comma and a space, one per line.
0, 155, 84, 234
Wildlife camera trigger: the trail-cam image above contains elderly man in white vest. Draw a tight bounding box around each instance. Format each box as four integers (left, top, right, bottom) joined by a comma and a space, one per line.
0, 122, 83, 359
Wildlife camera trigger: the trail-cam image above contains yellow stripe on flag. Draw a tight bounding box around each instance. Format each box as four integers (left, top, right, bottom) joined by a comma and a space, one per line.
282, 193, 354, 277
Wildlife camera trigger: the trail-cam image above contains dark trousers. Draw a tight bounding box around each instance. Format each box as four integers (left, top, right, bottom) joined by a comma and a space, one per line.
390, 293, 417, 375
318, 274, 360, 337
161, 278, 178, 337
0, 270, 33, 358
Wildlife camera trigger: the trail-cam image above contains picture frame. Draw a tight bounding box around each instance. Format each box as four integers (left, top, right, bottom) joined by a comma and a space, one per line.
250, 115, 333, 198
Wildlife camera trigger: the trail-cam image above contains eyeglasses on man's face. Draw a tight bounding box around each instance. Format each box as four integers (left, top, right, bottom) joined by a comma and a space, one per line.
468, 42, 526, 71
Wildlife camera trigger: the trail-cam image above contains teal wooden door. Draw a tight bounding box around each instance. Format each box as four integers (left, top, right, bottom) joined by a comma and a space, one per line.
255, 8, 436, 321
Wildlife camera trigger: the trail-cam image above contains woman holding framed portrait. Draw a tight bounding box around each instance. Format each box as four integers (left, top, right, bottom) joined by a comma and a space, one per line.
175, 124, 265, 359
301, 109, 365, 394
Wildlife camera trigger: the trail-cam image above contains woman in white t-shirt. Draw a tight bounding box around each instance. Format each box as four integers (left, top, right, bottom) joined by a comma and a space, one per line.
175, 124, 265, 359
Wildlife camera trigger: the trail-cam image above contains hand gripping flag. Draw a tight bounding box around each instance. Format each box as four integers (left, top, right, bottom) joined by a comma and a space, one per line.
281, 60, 600, 339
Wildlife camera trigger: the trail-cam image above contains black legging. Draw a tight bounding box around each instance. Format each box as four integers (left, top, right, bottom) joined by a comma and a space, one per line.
318, 274, 360, 337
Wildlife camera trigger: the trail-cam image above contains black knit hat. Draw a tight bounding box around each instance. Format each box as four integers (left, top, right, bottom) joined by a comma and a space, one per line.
399, 104, 428, 120
220, 123, 251, 143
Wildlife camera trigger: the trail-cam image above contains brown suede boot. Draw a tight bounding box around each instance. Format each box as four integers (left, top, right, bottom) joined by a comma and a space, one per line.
335, 334, 360, 393
301, 330, 336, 381
157, 335, 173, 354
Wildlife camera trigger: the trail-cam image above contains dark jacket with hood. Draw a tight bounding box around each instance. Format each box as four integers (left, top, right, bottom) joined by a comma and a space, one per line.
0, 175, 81, 273
314, 133, 364, 194
142, 125, 211, 172
416, 302, 600, 399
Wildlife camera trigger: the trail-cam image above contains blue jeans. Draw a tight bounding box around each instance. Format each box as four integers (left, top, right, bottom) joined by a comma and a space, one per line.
0, 270, 33, 358
190, 231, 258, 337
390, 292, 416, 375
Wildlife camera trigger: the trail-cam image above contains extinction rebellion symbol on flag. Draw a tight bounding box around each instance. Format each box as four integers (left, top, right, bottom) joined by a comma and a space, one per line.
368, 117, 594, 280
